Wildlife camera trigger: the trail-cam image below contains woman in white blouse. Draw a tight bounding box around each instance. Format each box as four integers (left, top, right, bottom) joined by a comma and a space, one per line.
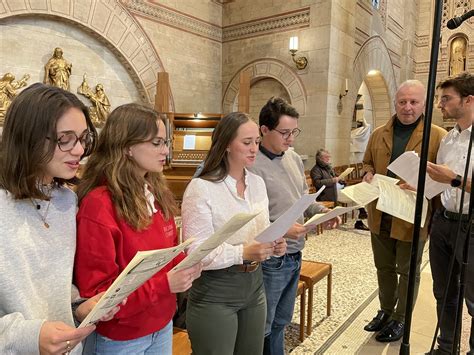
181, 112, 287, 355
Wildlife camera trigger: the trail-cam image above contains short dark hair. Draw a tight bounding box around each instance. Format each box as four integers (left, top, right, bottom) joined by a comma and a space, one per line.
436, 72, 474, 97
199, 112, 252, 182
259, 97, 299, 130
0, 83, 97, 199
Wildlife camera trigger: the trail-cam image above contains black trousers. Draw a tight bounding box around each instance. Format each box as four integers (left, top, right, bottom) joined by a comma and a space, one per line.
430, 208, 474, 354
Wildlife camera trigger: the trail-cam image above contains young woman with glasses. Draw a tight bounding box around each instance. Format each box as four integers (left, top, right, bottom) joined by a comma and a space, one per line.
74, 103, 202, 354
0, 83, 120, 355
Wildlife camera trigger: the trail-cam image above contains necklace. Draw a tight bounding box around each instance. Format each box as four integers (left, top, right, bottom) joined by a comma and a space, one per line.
30, 198, 52, 228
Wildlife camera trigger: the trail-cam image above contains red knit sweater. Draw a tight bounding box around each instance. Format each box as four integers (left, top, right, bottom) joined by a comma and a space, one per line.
74, 186, 183, 340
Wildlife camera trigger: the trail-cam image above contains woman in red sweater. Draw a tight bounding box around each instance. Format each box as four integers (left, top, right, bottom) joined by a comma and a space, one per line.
74, 103, 201, 354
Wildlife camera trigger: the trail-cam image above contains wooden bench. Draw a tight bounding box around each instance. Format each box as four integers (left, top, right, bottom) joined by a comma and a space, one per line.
299, 260, 332, 336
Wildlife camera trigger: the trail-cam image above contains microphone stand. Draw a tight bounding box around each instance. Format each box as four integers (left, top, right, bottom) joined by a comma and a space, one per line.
399, 1, 443, 354
451, 127, 474, 354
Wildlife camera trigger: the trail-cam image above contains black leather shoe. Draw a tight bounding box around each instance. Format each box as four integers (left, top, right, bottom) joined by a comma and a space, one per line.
375, 320, 404, 342
355, 220, 370, 231
364, 310, 390, 331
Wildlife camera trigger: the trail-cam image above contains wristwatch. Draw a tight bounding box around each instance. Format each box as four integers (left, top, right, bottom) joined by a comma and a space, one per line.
450, 174, 462, 188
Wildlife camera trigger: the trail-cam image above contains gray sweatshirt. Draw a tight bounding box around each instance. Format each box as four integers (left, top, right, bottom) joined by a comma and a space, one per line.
250, 149, 324, 254
0, 187, 81, 354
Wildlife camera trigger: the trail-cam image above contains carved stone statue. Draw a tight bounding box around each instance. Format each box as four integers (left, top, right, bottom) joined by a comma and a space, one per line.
78, 74, 111, 126
0, 72, 30, 124
449, 37, 467, 76
44, 47, 72, 90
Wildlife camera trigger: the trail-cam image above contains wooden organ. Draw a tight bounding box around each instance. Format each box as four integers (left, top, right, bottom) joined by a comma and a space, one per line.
163, 112, 222, 203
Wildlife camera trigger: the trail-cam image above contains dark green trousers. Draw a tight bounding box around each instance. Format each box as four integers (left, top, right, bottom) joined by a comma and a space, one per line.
186, 266, 266, 355
370, 214, 425, 323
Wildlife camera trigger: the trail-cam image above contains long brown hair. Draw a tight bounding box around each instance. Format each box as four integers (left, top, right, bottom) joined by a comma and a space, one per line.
77, 103, 177, 230
0, 83, 96, 200
199, 112, 252, 182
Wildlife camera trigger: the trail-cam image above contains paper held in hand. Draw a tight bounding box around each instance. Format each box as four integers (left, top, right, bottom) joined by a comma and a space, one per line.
387, 151, 449, 199
338, 167, 354, 181
255, 186, 325, 243
78, 238, 194, 328
172, 212, 260, 272
304, 205, 361, 228
376, 179, 429, 227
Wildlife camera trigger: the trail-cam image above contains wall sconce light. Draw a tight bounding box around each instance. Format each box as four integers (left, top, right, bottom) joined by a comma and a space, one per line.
337, 79, 349, 114
289, 36, 308, 70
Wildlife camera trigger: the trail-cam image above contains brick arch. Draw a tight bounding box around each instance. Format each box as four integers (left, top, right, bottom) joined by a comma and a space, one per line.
222, 59, 307, 115
353, 35, 397, 127
0, 0, 174, 108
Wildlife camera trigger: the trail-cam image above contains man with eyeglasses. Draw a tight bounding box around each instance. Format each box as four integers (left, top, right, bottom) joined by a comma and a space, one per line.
362, 80, 447, 342
249, 97, 336, 355
424, 72, 473, 355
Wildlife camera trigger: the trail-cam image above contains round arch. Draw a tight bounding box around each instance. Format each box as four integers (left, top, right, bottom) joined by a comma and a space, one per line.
0, 0, 174, 108
352, 35, 397, 128
222, 59, 307, 115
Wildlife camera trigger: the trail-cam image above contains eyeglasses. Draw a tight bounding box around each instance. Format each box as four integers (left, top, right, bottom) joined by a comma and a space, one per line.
50, 131, 95, 152
437, 95, 461, 105
150, 138, 172, 149
273, 128, 301, 139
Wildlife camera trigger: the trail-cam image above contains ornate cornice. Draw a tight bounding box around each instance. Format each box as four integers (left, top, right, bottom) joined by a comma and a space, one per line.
223, 8, 310, 42
124, 1, 310, 43
124, 0, 222, 42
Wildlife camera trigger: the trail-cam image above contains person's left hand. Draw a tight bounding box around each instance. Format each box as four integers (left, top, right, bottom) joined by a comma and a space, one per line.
399, 182, 416, 191
75, 292, 127, 323
272, 238, 287, 256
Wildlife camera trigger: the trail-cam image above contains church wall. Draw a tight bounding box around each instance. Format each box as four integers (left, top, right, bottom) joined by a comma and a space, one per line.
414, 0, 474, 128
126, 0, 223, 112
0, 17, 140, 112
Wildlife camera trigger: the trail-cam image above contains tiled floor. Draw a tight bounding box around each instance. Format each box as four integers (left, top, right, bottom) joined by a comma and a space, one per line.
287, 221, 471, 354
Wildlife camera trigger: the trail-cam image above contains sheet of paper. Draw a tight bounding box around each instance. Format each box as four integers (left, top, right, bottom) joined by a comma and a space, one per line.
387, 151, 449, 199
183, 135, 196, 150
376, 179, 428, 228
371, 173, 399, 188
79, 239, 194, 328
255, 187, 325, 243
338, 167, 354, 180
340, 182, 380, 206
304, 205, 361, 228
172, 212, 260, 272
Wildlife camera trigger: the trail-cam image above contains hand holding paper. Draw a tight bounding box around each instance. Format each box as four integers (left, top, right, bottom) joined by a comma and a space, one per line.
304, 205, 361, 228
387, 151, 449, 199
255, 187, 325, 243
173, 212, 260, 272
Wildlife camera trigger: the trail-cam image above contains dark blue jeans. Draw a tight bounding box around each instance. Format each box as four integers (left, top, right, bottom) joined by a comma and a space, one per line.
430, 209, 474, 354
262, 252, 302, 355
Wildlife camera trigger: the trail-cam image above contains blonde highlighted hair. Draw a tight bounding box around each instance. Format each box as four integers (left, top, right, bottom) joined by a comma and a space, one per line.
77, 103, 177, 230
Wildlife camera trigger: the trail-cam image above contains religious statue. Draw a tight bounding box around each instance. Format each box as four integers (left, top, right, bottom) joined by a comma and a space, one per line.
449, 37, 467, 76
78, 74, 111, 126
0, 72, 30, 124
44, 47, 72, 90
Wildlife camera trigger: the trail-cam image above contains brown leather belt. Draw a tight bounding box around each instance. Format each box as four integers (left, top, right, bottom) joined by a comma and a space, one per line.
226, 262, 260, 273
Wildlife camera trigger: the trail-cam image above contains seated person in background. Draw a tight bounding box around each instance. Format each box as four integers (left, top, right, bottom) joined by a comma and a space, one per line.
0, 83, 118, 355
74, 103, 202, 355
310, 148, 340, 204
311, 148, 368, 230
181, 112, 287, 355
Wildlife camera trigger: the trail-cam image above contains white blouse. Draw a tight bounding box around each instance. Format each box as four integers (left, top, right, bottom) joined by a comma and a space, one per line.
181, 170, 270, 270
